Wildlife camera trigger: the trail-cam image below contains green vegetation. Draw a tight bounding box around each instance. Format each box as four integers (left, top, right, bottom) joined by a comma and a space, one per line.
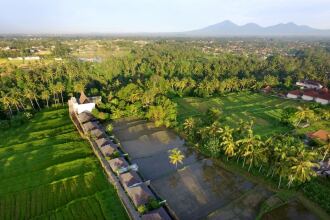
0, 107, 128, 220
0, 38, 329, 217
175, 92, 330, 137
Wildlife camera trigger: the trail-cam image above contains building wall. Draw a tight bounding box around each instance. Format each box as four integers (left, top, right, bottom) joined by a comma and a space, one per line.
73, 103, 96, 114
315, 98, 329, 105
287, 93, 298, 99
301, 95, 314, 101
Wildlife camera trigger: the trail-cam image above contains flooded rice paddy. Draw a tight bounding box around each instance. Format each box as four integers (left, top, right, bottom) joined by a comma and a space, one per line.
113, 118, 320, 220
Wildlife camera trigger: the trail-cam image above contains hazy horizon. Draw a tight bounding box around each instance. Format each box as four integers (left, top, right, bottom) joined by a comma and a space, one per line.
1, 0, 330, 34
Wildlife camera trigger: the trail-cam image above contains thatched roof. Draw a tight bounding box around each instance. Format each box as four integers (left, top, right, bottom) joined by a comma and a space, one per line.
83, 121, 99, 132
126, 184, 153, 207
142, 208, 171, 220
119, 171, 142, 189
95, 138, 109, 147
77, 112, 95, 123
90, 129, 105, 139
101, 145, 117, 157
108, 157, 129, 171
79, 91, 89, 104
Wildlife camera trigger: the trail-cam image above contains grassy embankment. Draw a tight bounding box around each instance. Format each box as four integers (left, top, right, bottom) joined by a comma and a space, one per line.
0, 107, 128, 220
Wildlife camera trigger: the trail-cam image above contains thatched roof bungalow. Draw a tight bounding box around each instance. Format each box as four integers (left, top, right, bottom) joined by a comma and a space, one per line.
83, 121, 99, 132
90, 129, 105, 139
142, 208, 171, 220
101, 144, 117, 157
77, 112, 95, 123
108, 157, 129, 171
126, 183, 154, 207
95, 138, 110, 147
119, 171, 142, 190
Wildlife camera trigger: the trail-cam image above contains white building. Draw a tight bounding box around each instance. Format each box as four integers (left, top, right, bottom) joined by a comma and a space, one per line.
287, 90, 301, 99
24, 56, 40, 61
296, 80, 323, 90
71, 97, 95, 114
71, 92, 101, 114
8, 57, 23, 61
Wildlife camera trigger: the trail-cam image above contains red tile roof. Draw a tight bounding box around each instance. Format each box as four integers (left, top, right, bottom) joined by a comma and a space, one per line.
302, 89, 319, 98
307, 130, 330, 142
288, 90, 302, 96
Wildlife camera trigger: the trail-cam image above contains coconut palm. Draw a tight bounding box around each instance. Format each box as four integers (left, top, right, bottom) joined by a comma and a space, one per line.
183, 117, 196, 137
41, 90, 50, 108
289, 149, 319, 184
0, 93, 13, 116
292, 106, 317, 127
24, 88, 35, 109
55, 82, 65, 105
168, 148, 185, 168
220, 126, 236, 160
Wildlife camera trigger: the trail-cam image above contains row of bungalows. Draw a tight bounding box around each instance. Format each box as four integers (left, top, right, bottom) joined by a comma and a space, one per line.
76, 110, 171, 220
287, 88, 330, 105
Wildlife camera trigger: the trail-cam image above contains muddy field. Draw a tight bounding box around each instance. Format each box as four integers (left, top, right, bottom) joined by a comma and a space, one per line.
113, 118, 320, 220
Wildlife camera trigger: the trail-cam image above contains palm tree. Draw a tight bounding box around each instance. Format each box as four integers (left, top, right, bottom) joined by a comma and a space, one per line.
56, 82, 65, 105
183, 117, 196, 137
289, 149, 319, 184
293, 106, 317, 127
168, 148, 185, 168
205, 121, 223, 138
73, 82, 85, 95
24, 88, 35, 109
41, 90, 50, 108
0, 93, 13, 116
220, 126, 236, 160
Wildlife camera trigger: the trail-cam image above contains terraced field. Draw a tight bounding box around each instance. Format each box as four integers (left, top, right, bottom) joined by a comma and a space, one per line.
0, 107, 128, 220
175, 92, 330, 137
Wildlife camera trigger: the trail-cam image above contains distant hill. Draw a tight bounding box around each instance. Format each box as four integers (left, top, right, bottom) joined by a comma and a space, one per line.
185, 20, 330, 37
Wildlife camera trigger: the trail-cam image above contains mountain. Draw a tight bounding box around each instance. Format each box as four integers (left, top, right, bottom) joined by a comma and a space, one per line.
185, 20, 330, 37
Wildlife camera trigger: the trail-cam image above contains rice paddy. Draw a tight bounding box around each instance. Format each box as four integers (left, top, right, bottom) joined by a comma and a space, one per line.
0, 107, 128, 220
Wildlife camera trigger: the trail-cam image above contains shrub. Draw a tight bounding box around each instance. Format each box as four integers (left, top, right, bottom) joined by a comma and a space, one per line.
106, 124, 113, 134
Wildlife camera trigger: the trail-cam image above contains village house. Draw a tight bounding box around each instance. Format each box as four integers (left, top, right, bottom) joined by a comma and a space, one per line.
287, 88, 330, 105
301, 90, 319, 101
315, 88, 330, 105
307, 130, 330, 142
287, 90, 302, 99
296, 80, 323, 90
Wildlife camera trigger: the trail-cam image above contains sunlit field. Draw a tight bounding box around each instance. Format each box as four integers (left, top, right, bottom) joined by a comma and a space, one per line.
175, 92, 330, 137
0, 107, 128, 220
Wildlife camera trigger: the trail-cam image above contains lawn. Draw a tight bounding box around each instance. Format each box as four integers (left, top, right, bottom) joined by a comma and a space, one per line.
174, 92, 330, 137
0, 107, 128, 220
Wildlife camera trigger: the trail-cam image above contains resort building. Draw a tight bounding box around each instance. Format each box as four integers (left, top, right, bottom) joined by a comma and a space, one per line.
287, 90, 301, 99
296, 80, 323, 90
307, 130, 330, 142
287, 88, 330, 105
142, 208, 172, 220
71, 91, 101, 114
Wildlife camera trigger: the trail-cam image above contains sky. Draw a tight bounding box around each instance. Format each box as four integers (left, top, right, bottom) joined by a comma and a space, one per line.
0, 0, 330, 34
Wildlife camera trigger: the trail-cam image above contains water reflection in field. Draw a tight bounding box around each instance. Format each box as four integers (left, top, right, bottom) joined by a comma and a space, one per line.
113, 118, 319, 220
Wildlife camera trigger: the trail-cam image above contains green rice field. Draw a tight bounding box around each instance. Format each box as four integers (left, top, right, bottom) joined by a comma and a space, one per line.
175, 92, 330, 137
0, 107, 128, 220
